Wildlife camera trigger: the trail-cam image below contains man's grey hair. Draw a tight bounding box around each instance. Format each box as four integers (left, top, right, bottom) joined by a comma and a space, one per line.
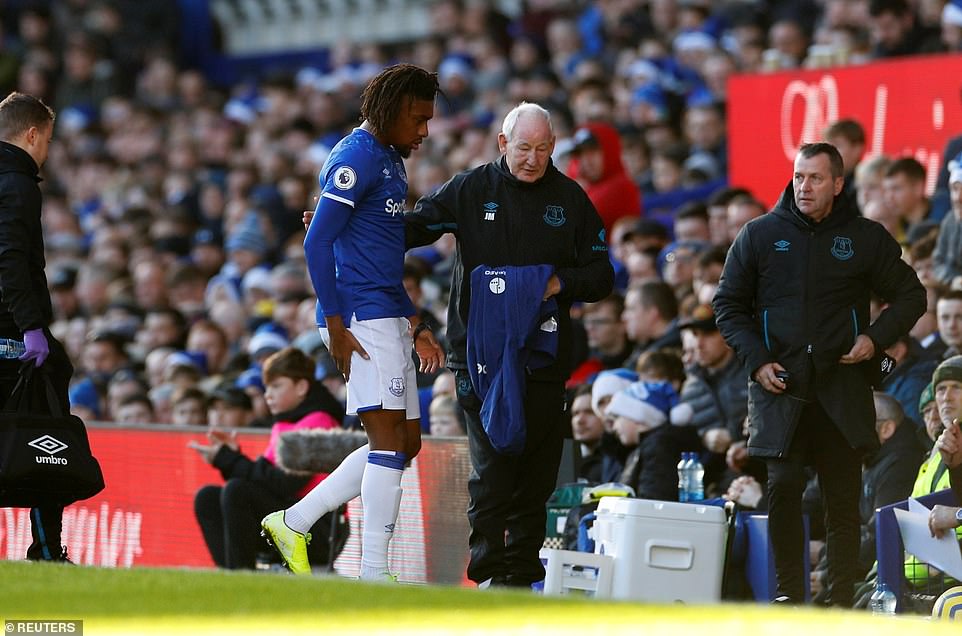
873, 391, 904, 427
501, 102, 553, 142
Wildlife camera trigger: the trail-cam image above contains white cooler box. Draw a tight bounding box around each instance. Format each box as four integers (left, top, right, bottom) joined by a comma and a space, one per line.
593, 496, 728, 603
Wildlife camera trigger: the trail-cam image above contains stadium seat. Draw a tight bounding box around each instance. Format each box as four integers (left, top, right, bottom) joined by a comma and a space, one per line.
743, 513, 810, 602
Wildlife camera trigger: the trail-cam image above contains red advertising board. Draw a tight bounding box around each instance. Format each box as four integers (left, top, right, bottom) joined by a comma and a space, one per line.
0, 426, 471, 583
728, 53, 962, 207
0, 427, 269, 568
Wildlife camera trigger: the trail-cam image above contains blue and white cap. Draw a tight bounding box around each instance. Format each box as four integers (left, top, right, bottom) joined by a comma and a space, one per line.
949, 150, 962, 185
606, 380, 693, 428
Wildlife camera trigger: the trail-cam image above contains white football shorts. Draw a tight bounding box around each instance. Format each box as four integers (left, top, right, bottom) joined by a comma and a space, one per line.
320, 316, 419, 418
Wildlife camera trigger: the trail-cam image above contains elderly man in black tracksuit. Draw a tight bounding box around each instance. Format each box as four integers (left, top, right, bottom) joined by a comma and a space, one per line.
713, 142, 925, 605
405, 102, 613, 588
0, 93, 75, 561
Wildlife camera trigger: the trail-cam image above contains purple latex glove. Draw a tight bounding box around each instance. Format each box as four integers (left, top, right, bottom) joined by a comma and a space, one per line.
19, 328, 49, 367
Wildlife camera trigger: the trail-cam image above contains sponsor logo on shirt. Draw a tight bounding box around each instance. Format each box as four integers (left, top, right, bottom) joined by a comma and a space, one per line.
483, 201, 498, 221
384, 198, 404, 216
333, 166, 357, 190
592, 228, 608, 251
774, 240, 790, 252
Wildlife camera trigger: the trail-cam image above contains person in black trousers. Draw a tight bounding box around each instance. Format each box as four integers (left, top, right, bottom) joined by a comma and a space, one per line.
0, 92, 73, 561
404, 102, 614, 588
714, 142, 926, 605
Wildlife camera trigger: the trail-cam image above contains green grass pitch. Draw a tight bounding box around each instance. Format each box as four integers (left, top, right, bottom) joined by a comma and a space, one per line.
0, 560, 953, 634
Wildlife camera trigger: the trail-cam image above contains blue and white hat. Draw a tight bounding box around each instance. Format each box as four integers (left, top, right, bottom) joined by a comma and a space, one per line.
590, 368, 639, 417
944, 0, 962, 28
606, 380, 693, 428
673, 30, 717, 53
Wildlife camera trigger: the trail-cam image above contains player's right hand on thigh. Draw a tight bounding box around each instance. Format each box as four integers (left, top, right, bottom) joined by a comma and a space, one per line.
329, 327, 369, 382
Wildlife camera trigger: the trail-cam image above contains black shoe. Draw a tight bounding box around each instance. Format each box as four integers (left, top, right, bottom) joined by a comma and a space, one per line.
772, 595, 798, 605
503, 575, 537, 589
56, 547, 73, 563
27, 546, 72, 563
478, 575, 510, 589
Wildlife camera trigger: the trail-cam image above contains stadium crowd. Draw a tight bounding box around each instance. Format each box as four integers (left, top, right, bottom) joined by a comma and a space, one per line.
3, 0, 962, 600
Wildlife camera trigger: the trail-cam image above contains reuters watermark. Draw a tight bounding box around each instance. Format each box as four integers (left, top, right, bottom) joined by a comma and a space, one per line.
4, 621, 82, 634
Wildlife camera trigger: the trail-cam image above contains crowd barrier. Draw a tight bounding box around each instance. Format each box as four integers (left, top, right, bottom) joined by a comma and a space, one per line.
0, 424, 472, 584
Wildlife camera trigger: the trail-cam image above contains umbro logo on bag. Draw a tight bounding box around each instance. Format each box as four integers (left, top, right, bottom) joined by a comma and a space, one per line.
28, 435, 69, 465
29, 435, 68, 455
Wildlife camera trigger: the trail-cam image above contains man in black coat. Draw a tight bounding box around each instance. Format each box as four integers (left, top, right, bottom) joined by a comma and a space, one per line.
713, 142, 926, 605
0, 92, 74, 561
405, 102, 613, 588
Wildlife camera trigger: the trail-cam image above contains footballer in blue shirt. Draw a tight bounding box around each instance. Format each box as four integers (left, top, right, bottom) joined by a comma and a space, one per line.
261, 65, 444, 580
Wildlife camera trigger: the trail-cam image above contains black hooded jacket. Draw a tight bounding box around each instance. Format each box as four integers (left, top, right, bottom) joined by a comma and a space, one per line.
404, 156, 613, 381
713, 183, 926, 457
0, 140, 51, 336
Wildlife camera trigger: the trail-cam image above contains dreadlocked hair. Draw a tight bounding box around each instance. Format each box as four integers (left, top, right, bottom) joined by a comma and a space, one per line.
360, 64, 440, 137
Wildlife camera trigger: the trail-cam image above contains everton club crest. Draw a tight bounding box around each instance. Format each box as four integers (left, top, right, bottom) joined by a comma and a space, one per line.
543, 205, 566, 227
831, 236, 854, 261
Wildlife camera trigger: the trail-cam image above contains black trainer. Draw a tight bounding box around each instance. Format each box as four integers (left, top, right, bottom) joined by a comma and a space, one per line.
27, 546, 72, 563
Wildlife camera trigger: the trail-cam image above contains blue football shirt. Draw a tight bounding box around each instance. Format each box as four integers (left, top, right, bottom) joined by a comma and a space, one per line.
305, 127, 416, 326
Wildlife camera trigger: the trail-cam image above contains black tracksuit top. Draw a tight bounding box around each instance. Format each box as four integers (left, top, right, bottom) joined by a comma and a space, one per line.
0, 141, 51, 336
405, 157, 614, 381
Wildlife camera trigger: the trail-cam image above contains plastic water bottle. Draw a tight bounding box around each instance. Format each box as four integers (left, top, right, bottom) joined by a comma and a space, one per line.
677, 452, 690, 502
881, 584, 897, 615
868, 584, 882, 614
869, 582, 897, 615
688, 453, 705, 502
0, 338, 25, 359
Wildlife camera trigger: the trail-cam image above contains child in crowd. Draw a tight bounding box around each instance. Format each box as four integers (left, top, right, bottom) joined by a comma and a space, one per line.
605, 380, 686, 501
171, 386, 208, 426
190, 347, 346, 569
428, 394, 467, 436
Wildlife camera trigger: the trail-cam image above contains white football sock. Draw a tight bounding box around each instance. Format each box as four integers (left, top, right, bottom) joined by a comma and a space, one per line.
359, 450, 405, 580
284, 443, 369, 534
